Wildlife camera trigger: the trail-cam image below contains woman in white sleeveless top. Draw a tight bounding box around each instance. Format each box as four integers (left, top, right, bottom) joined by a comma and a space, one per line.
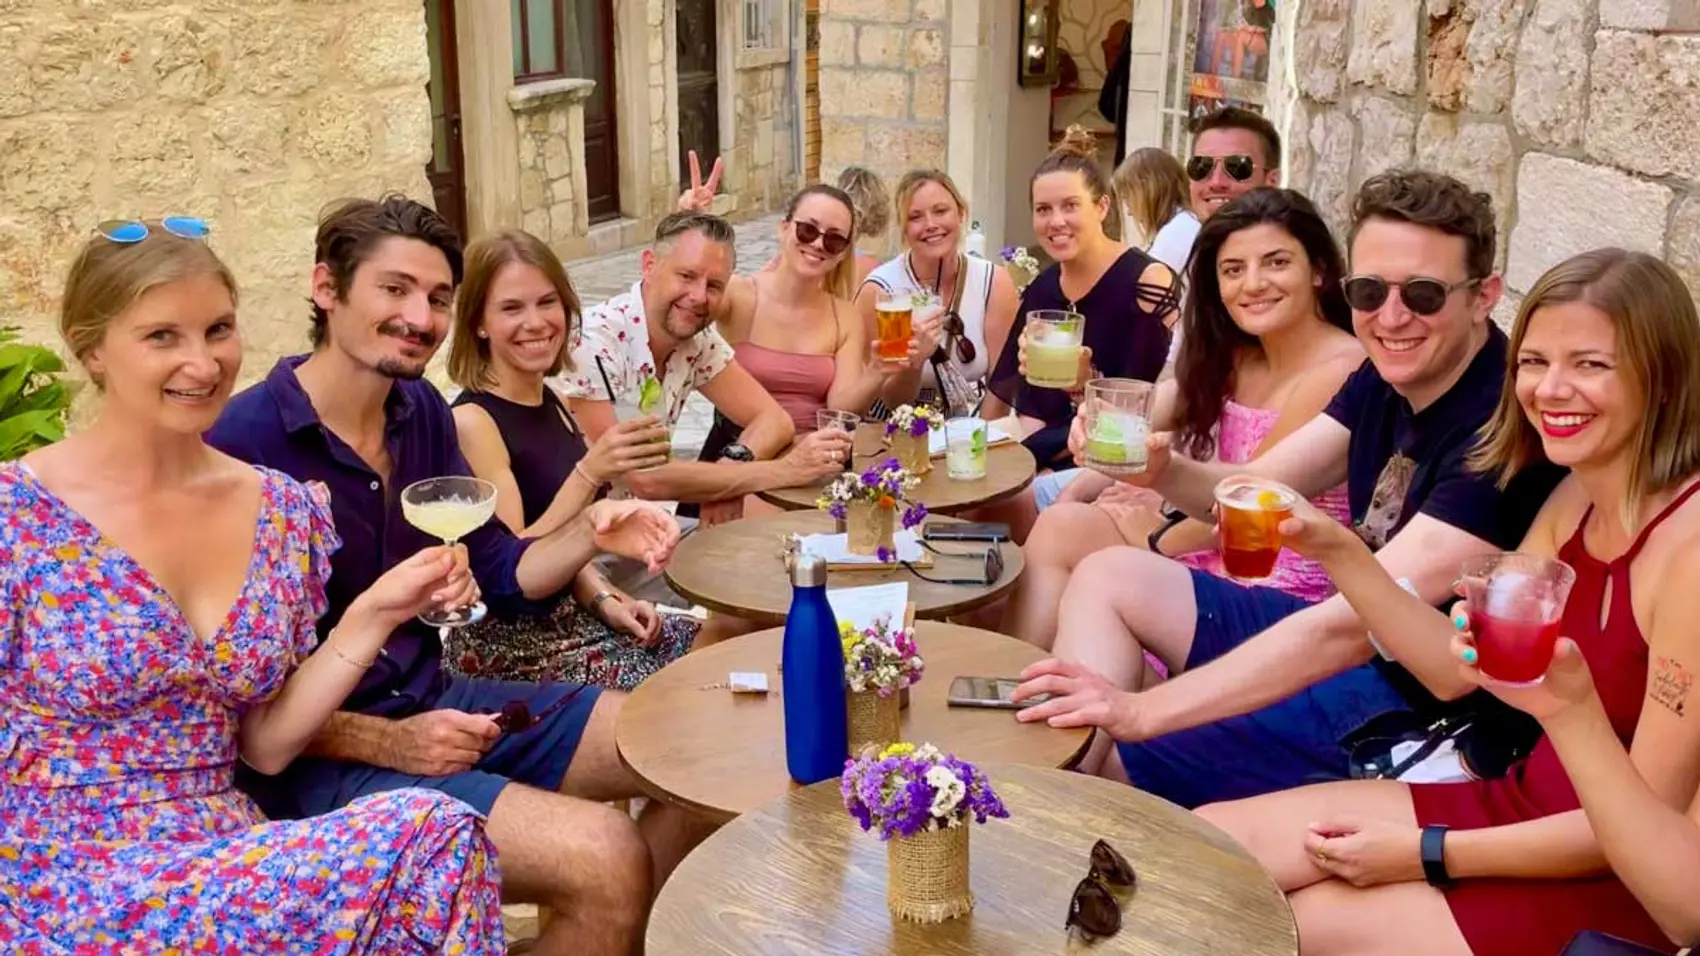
855, 169, 1020, 415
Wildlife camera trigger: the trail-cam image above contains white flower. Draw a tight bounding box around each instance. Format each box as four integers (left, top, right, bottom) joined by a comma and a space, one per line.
925, 764, 966, 819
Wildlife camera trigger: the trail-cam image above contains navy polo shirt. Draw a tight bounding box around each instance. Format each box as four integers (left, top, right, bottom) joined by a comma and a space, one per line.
206, 356, 548, 717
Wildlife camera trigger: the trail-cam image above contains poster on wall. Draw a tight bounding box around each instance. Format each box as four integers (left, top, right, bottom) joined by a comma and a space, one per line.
1189, 0, 1275, 120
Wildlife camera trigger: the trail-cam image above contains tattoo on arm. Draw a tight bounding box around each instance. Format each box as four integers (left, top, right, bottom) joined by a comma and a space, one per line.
1650, 655, 1693, 717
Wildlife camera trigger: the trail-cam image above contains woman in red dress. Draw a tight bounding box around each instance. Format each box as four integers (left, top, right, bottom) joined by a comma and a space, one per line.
1194, 248, 1700, 956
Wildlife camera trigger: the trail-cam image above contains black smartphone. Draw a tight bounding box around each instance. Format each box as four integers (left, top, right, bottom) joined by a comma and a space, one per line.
923, 521, 1012, 543
946, 676, 1050, 709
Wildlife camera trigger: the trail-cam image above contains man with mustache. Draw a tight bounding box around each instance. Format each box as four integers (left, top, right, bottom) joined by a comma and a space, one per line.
563, 211, 852, 525
206, 196, 698, 956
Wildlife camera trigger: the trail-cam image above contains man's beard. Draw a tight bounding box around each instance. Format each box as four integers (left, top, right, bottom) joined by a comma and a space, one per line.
663, 302, 712, 340
374, 321, 437, 380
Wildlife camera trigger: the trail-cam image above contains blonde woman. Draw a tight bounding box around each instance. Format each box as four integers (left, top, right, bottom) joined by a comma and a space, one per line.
1112, 147, 1201, 275
0, 219, 501, 950
857, 168, 1021, 414
447, 230, 698, 689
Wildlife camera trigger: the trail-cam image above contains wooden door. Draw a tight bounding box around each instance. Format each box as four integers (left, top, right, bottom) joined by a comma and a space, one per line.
575, 0, 621, 223
424, 0, 467, 237
676, 0, 721, 185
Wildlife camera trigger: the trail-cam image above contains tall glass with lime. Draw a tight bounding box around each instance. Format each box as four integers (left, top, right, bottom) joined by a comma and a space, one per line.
613, 375, 671, 466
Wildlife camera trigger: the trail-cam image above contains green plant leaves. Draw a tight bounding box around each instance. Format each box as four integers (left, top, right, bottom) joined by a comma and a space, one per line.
0, 326, 74, 461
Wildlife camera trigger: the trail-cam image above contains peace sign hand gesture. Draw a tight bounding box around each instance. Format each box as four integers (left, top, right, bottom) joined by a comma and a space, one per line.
677, 150, 725, 213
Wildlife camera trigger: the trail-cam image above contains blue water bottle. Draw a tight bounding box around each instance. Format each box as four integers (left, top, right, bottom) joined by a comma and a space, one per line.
782, 553, 849, 784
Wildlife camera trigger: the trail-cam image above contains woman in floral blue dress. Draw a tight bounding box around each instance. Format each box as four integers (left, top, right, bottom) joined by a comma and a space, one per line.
0, 220, 506, 953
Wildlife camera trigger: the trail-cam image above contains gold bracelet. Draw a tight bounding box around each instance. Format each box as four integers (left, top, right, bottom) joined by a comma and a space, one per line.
325, 637, 375, 670
571, 464, 604, 490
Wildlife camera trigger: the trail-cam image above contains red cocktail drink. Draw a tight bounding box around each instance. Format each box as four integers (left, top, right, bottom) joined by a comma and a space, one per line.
1459, 553, 1576, 686
1468, 610, 1563, 684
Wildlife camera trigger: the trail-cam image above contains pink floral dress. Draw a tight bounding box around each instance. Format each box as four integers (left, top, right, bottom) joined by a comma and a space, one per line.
0, 463, 505, 954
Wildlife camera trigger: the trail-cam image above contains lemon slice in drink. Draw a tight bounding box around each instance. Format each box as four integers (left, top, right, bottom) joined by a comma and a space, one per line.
1256, 489, 1283, 510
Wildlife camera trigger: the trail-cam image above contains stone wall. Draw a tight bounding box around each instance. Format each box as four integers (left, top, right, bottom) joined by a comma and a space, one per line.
512, 80, 594, 250
818, 0, 949, 254
1286, 0, 1700, 322
0, 0, 433, 383
728, 60, 800, 216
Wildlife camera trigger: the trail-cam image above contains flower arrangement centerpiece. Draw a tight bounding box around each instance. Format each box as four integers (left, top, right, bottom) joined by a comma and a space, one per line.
841, 742, 1010, 923
999, 246, 1043, 292
884, 403, 943, 475
840, 617, 924, 752
816, 458, 928, 560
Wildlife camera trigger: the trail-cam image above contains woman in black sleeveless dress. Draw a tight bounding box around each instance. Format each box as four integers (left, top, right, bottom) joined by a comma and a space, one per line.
445, 231, 698, 690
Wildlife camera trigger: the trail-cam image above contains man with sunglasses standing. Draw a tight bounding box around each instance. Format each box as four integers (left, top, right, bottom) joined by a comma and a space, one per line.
1011, 169, 1566, 809
207, 196, 707, 956
1186, 106, 1282, 220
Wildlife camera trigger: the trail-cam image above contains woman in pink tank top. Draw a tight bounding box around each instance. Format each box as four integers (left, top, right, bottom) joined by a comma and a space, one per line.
1005, 189, 1362, 650
1199, 250, 1700, 956
716, 184, 911, 436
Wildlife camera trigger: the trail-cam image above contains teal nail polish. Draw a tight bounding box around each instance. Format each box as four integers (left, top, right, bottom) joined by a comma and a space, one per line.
1452, 613, 1468, 631
1461, 647, 1478, 664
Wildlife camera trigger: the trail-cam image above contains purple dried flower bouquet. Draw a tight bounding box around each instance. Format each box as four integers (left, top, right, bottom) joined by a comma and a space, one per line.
841, 742, 1009, 841
839, 616, 924, 696
884, 403, 944, 440
816, 458, 928, 563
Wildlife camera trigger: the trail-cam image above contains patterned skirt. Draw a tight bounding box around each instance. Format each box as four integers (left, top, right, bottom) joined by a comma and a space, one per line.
444, 597, 697, 691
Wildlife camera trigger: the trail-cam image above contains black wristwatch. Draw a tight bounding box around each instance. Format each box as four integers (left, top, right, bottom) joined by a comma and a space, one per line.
1146, 506, 1187, 556
1420, 825, 1452, 886
721, 442, 755, 463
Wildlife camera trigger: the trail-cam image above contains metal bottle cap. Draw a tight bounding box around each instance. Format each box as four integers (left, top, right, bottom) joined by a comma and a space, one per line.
792, 552, 828, 587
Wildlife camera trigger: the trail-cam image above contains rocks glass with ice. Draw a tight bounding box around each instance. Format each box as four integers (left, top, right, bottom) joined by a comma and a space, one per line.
1212, 476, 1299, 582
1081, 378, 1154, 476
1460, 553, 1577, 685
1023, 310, 1086, 389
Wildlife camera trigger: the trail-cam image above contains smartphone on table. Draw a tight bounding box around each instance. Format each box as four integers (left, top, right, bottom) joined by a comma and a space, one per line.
947, 676, 1050, 709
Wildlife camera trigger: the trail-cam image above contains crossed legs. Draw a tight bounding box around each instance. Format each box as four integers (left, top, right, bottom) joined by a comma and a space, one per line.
1196, 780, 1470, 956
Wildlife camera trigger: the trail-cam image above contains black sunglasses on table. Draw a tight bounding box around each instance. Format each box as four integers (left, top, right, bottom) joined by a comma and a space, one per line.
1066, 839, 1139, 940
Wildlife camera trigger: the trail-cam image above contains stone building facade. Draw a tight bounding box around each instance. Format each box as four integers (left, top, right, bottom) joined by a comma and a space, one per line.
0, 0, 434, 383
1282, 0, 1700, 321
817, 0, 949, 253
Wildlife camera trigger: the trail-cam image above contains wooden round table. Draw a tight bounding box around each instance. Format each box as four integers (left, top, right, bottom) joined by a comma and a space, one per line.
647, 763, 1298, 955
616, 623, 1090, 825
665, 510, 1023, 625
757, 422, 1036, 515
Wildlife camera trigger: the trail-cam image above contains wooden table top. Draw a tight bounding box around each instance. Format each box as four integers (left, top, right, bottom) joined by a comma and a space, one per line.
664, 510, 1024, 625
615, 623, 1090, 825
756, 422, 1036, 515
647, 763, 1298, 956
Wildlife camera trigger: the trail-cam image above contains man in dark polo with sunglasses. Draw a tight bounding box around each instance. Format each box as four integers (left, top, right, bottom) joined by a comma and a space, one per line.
1011, 168, 1565, 809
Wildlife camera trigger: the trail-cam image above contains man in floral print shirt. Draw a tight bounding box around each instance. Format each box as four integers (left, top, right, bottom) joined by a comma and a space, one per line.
564, 212, 853, 524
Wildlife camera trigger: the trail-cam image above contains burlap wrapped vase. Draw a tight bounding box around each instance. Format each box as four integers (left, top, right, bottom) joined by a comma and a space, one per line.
887, 822, 974, 923
890, 429, 932, 475
846, 499, 896, 557
847, 689, 901, 753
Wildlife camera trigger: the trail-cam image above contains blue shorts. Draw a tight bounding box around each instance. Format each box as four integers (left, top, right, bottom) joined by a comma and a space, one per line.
1116, 569, 1413, 809
1031, 468, 1085, 510
240, 676, 603, 819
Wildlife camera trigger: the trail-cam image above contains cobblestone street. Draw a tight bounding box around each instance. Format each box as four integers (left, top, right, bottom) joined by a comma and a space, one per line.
562, 214, 784, 456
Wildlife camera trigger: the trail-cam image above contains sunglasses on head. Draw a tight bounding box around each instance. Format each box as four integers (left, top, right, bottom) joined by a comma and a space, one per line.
1342, 274, 1481, 317
789, 219, 852, 256
96, 216, 211, 243
1185, 154, 1257, 183
1066, 839, 1138, 941
483, 681, 594, 736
